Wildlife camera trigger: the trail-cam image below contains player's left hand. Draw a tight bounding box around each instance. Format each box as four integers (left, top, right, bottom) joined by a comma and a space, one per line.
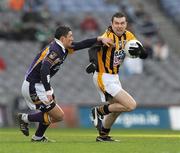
137, 42, 148, 59
129, 42, 147, 59
128, 42, 141, 57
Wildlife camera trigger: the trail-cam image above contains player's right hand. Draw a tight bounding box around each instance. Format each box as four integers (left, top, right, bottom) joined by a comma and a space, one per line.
98, 37, 113, 47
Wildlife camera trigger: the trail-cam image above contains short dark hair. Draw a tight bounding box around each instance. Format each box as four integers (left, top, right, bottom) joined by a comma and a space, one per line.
111, 12, 127, 22
54, 26, 72, 39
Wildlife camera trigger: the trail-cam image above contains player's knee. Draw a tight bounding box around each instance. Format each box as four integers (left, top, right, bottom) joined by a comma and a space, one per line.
54, 111, 64, 122
126, 102, 137, 112
58, 111, 65, 121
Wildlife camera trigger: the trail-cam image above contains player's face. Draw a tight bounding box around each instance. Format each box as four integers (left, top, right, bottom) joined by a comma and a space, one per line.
111, 17, 127, 37
63, 31, 74, 48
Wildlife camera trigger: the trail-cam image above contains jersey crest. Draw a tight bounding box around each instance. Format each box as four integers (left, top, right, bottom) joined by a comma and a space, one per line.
113, 50, 126, 66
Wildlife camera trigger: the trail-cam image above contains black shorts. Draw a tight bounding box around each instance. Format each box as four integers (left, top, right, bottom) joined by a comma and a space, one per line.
35, 101, 56, 112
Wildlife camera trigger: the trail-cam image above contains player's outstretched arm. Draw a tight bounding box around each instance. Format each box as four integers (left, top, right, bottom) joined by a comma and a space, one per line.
97, 36, 113, 47
71, 37, 113, 51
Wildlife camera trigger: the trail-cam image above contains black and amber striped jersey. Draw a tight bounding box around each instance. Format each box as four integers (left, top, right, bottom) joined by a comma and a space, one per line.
96, 27, 136, 74
25, 38, 97, 91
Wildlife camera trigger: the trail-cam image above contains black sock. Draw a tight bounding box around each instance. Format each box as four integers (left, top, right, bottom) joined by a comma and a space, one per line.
97, 104, 111, 115
28, 112, 50, 125
35, 123, 49, 137
99, 126, 110, 137
28, 112, 44, 122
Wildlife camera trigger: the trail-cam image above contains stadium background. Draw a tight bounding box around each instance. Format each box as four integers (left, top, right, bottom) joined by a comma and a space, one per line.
0, 0, 180, 130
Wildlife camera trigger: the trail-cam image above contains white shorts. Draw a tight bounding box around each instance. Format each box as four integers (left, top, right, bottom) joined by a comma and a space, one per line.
93, 72, 122, 102
21, 80, 54, 110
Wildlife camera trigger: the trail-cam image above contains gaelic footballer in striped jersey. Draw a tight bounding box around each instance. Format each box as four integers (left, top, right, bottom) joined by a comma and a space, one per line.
89, 12, 148, 142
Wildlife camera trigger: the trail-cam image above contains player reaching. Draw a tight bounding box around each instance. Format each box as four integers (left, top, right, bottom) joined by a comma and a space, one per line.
17, 25, 113, 142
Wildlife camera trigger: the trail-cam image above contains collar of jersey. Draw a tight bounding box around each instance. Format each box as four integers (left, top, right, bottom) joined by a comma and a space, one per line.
54, 38, 66, 53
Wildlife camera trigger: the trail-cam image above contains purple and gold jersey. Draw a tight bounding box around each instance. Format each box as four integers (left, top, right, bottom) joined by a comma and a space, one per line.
25, 38, 97, 91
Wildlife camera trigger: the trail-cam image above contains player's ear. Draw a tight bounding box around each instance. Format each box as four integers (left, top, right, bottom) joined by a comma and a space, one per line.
60, 36, 65, 42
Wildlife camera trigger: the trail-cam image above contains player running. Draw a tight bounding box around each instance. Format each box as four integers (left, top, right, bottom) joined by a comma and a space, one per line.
17, 25, 113, 142
88, 12, 148, 142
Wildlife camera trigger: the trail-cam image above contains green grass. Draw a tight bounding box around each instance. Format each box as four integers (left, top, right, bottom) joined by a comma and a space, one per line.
0, 128, 180, 153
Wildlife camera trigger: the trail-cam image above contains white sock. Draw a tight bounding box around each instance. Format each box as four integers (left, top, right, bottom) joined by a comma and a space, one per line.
21, 113, 29, 123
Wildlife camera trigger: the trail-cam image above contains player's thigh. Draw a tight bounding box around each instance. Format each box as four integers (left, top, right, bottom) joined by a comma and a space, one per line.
33, 83, 64, 120
47, 104, 64, 121
113, 89, 137, 110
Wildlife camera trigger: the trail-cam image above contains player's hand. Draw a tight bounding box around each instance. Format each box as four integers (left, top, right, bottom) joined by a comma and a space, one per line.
137, 42, 148, 59
128, 42, 146, 58
47, 95, 53, 102
128, 43, 141, 57
44, 90, 53, 105
97, 37, 113, 47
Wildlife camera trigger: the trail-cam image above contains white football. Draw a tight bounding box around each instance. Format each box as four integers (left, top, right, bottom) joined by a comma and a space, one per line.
124, 39, 142, 58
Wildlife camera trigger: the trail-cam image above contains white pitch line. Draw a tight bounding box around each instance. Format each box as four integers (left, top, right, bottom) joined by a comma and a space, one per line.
116, 134, 180, 138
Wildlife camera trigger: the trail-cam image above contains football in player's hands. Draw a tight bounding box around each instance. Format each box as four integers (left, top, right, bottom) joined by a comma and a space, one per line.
124, 40, 143, 58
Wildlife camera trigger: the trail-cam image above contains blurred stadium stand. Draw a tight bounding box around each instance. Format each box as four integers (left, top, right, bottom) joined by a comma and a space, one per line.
159, 0, 180, 29
0, 0, 180, 126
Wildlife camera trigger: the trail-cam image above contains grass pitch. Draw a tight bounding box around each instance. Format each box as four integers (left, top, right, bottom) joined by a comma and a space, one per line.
0, 128, 180, 153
